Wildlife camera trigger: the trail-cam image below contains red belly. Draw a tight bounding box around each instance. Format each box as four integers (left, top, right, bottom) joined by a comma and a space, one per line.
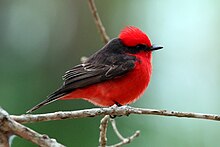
61, 52, 152, 106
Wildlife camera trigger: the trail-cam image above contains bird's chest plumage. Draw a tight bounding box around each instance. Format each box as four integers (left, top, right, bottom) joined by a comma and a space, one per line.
64, 52, 152, 106
83, 52, 152, 106
109, 52, 152, 105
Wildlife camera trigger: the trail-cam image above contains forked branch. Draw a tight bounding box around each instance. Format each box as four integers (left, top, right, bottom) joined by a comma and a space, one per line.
0, 108, 64, 147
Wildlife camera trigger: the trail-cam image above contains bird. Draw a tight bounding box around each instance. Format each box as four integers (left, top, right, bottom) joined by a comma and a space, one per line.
27, 26, 163, 113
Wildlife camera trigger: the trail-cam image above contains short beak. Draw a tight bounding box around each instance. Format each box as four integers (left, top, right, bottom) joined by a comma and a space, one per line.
150, 44, 163, 51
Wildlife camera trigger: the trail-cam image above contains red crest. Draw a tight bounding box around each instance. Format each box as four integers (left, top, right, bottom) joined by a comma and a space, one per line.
119, 26, 152, 47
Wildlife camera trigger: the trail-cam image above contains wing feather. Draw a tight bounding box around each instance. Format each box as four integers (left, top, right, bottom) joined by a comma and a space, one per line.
48, 60, 135, 102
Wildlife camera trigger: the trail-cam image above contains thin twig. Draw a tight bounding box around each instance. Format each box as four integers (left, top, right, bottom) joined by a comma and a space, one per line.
99, 115, 109, 147
109, 131, 140, 147
110, 119, 124, 140
88, 0, 110, 43
109, 119, 140, 147
0, 108, 64, 147
11, 106, 220, 124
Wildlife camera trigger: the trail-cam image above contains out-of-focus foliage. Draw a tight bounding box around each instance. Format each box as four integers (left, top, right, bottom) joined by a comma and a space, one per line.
1, 0, 220, 146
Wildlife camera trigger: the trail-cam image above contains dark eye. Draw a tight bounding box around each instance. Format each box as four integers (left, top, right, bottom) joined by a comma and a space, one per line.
136, 44, 145, 50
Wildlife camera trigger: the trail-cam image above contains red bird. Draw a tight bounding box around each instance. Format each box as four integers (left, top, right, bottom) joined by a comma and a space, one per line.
27, 26, 162, 113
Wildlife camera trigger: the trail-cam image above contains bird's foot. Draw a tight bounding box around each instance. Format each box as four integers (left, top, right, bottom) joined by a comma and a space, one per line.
109, 103, 130, 118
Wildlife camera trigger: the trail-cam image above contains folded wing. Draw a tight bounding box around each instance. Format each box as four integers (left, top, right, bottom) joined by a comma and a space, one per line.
26, 59, 135, 113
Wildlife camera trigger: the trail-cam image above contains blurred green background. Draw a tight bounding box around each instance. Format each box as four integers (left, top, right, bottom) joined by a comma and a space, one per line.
1, 0, 220, 146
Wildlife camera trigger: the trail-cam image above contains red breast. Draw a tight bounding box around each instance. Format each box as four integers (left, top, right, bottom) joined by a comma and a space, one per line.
61, 51, 152, 106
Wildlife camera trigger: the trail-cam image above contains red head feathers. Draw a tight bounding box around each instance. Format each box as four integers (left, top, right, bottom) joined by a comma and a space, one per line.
119, 26, 152, 47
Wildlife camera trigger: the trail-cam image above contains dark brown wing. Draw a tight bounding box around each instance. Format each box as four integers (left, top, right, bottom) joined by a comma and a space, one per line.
26, 60, 135, 113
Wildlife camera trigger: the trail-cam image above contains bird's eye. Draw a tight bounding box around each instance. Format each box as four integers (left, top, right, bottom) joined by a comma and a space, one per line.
135, 44, 145, 50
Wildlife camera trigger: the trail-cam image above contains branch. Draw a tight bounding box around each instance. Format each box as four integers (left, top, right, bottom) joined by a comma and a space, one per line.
110, 119, 124, 140
88, 0, 110, 43
109, 119, 140, 147
99, 115, 109, 147
109, 131, 140, 147
0, 131, 10, 147
10, 106, 220, 124
0, 108, 64, 147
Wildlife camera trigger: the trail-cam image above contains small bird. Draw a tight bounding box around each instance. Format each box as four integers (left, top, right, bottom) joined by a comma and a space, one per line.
27, 26, 163, 113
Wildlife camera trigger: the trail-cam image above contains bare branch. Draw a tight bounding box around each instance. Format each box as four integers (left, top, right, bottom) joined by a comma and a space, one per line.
99, 115, 109, 147
11, 106, 220, 124
110, 119, 125, 140
109, 119, 140, 147
2, 106, 220, 146
0, 108, 12, 147
0, 108, 64, 147
109, 131, 140, 147
0, 133, 10, 147
0, 128, 10, 147
88, 0, 110, 43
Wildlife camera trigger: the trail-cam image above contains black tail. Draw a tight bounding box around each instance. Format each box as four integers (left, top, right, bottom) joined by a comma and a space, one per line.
26, 92, 66, 113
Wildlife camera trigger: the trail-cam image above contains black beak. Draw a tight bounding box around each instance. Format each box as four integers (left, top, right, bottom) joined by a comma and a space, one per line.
150, 44, 163, 51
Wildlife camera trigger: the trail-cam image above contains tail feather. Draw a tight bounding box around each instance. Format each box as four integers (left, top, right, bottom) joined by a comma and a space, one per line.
26, 93, 66, 113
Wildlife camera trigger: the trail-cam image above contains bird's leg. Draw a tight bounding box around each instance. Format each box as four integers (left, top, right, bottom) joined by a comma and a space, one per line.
115, 101, 122, 107
109, 102, 123, 118
110, 114, 120, 119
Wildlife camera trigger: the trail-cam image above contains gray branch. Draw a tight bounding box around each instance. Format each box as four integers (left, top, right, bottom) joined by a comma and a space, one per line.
10, 106, 220, 125
88, 0, 110, 43
109, 118, 140, 147
109, 130, 140, 147
2, 105, 220, 146
0, 108, 64, 147
99, 115, 109, 147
